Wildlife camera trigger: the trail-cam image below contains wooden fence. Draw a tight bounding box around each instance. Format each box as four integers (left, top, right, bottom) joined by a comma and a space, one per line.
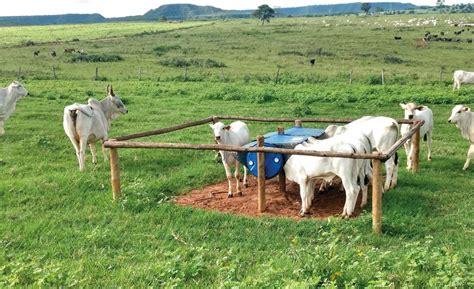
103, 115, 424, 234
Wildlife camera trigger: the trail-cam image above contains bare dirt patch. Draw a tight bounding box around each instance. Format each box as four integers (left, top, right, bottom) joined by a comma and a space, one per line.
175, 177, 364, 220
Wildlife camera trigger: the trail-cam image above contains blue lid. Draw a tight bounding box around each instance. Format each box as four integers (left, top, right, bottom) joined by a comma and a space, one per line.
245, 143, 284, 179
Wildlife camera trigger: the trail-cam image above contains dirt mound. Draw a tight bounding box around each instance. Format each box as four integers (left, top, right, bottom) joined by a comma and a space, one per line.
175, 176, 364, 219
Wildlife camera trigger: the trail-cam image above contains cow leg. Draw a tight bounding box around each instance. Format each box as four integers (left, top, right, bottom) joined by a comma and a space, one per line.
407, 142, 414, 170
341, 175, 359, 218
234, 160, 242, 196
243, 164, 248, 188
222, 161, 233, 197
383, 157, 395, 192
390, 153, 399, 189
427, 131, 432, 161
307, 179, 316, 209
101, 142, 108, 163
404, 141, 412, 170
0, 120, 4, 135
463, 144, 474, 170
89, 143, 98, 164
78, 137, 88, 172
299, 178, 308, 216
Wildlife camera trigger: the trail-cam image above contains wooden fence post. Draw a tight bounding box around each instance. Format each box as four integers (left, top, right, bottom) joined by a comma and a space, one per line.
275, 67, 280, 84
257, 135, 266, 212
439, 68, 443, 82
412, 121, 421, 173
95, 67, 99, 81
52, 65, 57, 80
277, 126, 286, 196
295, 119, 302, 127
184, 66, 188, 81
18, 66, 21, 79
349, 69, 353, 84
110, 148, 121, 200
381, 68, 385, 85
372, 155, 382, 234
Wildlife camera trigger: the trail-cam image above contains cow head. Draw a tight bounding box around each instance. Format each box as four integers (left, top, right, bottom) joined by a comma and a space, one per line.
400, 102, 424, 120
106, 84, 128, 119
209, 122, 230, 143
324, 124, 346, 137
448, 104, 470, 124
9, 81, 28, 99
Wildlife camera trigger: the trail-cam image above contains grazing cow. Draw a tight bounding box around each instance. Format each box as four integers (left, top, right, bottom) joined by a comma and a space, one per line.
440, 31, 445, 36
0, 81, 28, 136
448, 104, 474, 170
415, 38, 428, 49
63, 85, 128, 171
33, 50, 40, 56
51, 50, 57, 57
284, 132, 369, 217
394, 36, 402, 40
310, 58, 316, 66
64, 48, 76, 54
209, 121, 249, 197
454, 30, 462, 35
324, 116, 399, 192
453, 70, 474, 90
399, 103, 433, 170
467, 39, 473, 43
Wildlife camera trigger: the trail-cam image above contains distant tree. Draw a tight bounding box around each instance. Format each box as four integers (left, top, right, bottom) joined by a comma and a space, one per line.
361, 3, 371, 15
159, 16, 167, 22
375, 7, 385, 13
436, 0, 445, 8
253, 4, 275, 25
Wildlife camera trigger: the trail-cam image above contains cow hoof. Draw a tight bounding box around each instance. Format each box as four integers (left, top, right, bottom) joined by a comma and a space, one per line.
462, 167, 468, 171
244, 184, 248, 188
428, 157, 432, 161
227, 193, 233, 198
237, 192, 243, 196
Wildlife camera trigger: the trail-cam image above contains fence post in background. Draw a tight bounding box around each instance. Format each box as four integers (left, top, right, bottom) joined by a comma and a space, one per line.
95, 67, 99, 81
277, 127, 287, 197
257, 135, 266, 213
110, 147, 122, 200
17, 66, 21, 79
274, 67, 280, 84
439, 68, 444, 82
372, 154, 383, 234
295, 119, 302, 127
381, 68, 385, 85
184, 66, 188, 81
52, 65, 57, 80
349, 69, 353, 84
220, 67, 225, 81
412, 121, 421, 173
138, 67, 142, 81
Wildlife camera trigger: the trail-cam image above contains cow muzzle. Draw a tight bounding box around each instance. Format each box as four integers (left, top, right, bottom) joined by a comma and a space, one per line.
215, 136, 221, 142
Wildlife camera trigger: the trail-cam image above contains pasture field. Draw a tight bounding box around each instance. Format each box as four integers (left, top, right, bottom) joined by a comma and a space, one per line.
1, 14, 474, 287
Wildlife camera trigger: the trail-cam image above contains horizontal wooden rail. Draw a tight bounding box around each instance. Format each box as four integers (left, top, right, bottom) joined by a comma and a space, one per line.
104, 140, 388, 160
384, 120, 425, 159
114, 116, 214, 141
215, 115, 416, 125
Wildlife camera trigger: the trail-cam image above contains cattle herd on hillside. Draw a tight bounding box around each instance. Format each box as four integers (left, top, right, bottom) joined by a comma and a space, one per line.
1, 69, 474, 217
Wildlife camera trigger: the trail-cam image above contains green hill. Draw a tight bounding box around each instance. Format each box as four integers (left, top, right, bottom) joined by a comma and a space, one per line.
0, 13, 105, 26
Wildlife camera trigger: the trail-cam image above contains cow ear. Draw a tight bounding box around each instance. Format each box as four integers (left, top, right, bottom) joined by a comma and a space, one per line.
399, 103, 406, 109
416, 105, 425, 110
224, 125, 231, 130
109, 85, 115, 96
209, 124, 214, 129
463, 106, 471, 112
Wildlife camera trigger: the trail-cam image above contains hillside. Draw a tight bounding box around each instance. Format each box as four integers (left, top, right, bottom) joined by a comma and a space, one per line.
142, 4, 234, 20
277, 2, 418, 16
0, 13, 105, 26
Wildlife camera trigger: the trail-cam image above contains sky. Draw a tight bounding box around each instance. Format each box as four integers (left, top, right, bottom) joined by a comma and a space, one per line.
1, 0, 473, 17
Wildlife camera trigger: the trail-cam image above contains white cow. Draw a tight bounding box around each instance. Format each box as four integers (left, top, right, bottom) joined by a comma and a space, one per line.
448, 104, 474, 170
325, 116, 400, 192
453, 70, 474, 90
63, 85, 128, 171
209, 121, 249, 198
284, 132, 369, 218
399, 103, 433, 170
0, 81, 28, 135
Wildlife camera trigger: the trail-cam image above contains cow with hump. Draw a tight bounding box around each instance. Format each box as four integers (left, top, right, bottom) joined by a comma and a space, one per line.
63, 84, 128, 171
448, 104, 474, 170
0, 81, 28, 136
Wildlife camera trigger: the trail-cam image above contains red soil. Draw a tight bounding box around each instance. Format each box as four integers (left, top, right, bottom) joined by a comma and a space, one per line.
175, 176, 364, 220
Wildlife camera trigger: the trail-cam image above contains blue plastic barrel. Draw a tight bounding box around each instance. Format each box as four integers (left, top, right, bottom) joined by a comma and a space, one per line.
245, 143, 284, 179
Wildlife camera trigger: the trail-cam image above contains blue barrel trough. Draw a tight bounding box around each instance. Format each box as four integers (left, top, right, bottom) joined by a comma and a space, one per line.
238, 127, 325, 179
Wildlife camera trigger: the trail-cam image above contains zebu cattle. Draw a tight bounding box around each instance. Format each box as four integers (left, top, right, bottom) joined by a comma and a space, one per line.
209, 121, 249, 197
0, 81, 28, 136
63, 85, 128, 171
448, 105, 474, 170
453, 70, 474, 90
400, 103, 433, 170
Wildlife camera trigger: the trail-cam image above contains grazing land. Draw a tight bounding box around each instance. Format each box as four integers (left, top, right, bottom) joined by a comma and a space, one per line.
0, 14, 473, 287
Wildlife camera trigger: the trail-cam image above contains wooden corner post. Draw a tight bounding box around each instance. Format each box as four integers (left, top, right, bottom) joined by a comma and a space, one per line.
110, 147, 121, 200
257, 135, 266, 212
295, 119, 302, 127
412, 121, 421, 173
372, 154, 383, 234
277, 127, 286, 196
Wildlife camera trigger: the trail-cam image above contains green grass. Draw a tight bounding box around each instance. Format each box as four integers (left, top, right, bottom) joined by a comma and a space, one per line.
1, 13, 474, 287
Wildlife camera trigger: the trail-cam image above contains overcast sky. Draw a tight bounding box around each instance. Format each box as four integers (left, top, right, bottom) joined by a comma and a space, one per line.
1, 0, 473, 17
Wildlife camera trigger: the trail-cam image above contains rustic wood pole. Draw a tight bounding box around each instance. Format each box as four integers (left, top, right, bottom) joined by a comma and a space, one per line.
138, 67, 142, 81
95, 67, 99, 81
381, 68, 385, 85
295, 119, 302, 127
412, 121, 421, 173
109, 148, 121, 200
257, 135, 266, 212
275, 67, 280, 84
18, 66, 21, 78
220, 67, 225, 81
349, 69, 353, 84
372, 155, 383, 234
439, 68, 444, 82
277, 127, 286, 196
184, 66, 188, 81
52, 65, 57, 80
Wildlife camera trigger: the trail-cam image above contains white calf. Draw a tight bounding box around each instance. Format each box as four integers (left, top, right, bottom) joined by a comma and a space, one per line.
210, 121, 249, 197
453, 70, 474, 90
325, 116, 399, 192
399, 103, 433, 170
0, 81, 28, 136
448, 104, 474, 170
